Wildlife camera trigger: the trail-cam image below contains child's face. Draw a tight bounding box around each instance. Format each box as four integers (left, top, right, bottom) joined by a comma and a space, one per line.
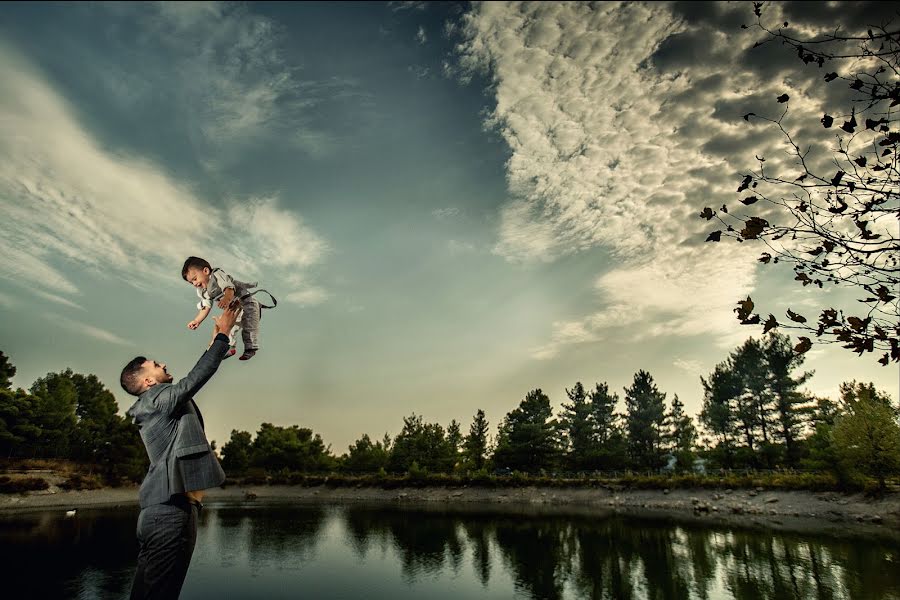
185, 267, 211, 289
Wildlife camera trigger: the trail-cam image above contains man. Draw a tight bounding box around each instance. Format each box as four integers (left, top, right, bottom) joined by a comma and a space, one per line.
120, 303, 240, 599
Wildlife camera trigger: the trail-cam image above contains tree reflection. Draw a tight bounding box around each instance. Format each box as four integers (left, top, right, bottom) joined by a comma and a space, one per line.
4, 504, 900, 599
343, 506, 464, 582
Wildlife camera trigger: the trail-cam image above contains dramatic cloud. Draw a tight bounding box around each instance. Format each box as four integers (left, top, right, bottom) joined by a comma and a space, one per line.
0, 42, 328, 306
452, 1, 875, 358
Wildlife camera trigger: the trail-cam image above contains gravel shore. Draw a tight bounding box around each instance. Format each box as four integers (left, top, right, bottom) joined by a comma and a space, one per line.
2, 482, 897, 540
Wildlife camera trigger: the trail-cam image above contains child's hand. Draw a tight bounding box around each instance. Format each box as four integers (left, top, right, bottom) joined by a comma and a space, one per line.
217, 289, 235, 309
187, 320, 200, 330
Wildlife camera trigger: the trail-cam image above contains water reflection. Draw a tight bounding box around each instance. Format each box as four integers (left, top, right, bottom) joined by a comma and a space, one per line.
1, 502, 898, 599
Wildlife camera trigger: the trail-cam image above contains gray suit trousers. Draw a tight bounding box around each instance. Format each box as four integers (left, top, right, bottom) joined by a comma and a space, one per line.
130, 497, 198, 599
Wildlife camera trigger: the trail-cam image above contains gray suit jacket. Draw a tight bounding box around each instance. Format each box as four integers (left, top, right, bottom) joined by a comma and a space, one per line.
127, 335, 228, 508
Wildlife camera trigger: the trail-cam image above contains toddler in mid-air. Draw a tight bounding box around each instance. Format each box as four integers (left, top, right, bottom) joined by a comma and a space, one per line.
182, 256, 276, 361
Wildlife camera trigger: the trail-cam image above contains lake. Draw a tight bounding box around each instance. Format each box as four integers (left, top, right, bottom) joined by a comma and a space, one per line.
1, 501, 897, 599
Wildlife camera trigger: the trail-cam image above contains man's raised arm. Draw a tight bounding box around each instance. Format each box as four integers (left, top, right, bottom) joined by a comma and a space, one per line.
158, 303, 240, 414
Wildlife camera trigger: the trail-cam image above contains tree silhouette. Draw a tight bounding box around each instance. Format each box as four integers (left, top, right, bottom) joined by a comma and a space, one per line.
702, 3, 900, 365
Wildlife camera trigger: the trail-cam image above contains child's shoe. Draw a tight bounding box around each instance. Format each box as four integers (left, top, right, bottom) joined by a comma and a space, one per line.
223, 347, 237, 359
239, 349, 257, 361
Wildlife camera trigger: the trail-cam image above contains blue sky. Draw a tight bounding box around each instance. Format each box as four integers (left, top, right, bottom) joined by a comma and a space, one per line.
1, 1, 896, 453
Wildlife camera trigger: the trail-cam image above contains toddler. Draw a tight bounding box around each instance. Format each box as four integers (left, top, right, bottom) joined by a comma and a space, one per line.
182, 256, 275, 360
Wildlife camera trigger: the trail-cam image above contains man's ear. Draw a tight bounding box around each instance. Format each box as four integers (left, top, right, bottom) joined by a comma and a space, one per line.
203, 267, 211, 275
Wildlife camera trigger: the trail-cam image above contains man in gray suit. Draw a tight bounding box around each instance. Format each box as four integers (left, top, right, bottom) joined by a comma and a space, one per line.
120, 303, 240, 599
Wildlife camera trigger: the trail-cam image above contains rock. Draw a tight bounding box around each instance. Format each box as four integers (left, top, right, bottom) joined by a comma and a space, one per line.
725, 489, 733, 494
691, 497, 701, 505
755, 486, 765, 492
711, 505, 719, 512
663, 488, 670, 495
765, 497, 779, 504
452, 491, 464, 497
748, 491, 758, 497
244, 491, 257, 500
872, 515, 884, 524
730, 505, 744, 515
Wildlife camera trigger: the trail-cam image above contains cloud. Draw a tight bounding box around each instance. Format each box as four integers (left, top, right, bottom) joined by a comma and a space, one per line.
90, 2, 368, 165
451, 1, 865, 358
432, 207, 461, 219
452, 2, 759, 356
0, 41, 328, 305
284, 287, 329, 306
416, 25, 428, 44
446, 239, 476, 255
31, 290, 85, 310
673, 358, 705, 377
57, 316, 131, 346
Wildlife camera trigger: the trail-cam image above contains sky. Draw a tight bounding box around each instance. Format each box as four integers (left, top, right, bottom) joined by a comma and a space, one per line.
1, 1, 897, 454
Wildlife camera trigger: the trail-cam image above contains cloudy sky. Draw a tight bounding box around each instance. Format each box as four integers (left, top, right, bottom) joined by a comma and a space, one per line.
1, 1, 896, 453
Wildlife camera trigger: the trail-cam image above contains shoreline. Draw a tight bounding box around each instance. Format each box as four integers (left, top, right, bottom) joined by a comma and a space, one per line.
2, 484, 897, 540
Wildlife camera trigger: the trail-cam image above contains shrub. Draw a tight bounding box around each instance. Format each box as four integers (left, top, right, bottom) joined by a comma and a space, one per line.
0, 476, 50, 494
58, 473, 103, 491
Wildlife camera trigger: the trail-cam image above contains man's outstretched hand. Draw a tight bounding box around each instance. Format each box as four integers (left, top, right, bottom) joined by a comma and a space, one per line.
212, 301, 241, 337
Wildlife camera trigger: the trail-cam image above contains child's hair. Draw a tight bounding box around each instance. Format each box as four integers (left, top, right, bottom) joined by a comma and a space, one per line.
182, 256, 212, 281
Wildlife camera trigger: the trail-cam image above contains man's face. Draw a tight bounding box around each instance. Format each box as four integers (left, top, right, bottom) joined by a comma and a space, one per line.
142, 359, 173, 388
185, 267, 211, 289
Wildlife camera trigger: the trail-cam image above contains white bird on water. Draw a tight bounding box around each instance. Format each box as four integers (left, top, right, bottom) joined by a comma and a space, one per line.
65, 509, 77, 518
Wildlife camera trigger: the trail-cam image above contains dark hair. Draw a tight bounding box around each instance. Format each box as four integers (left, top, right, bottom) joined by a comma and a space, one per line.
121, 356, 148, 396
182, 256, 212, 281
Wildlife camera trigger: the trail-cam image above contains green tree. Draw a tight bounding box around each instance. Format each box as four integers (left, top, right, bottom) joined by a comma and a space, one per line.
832, 382, 900, 490
587, 382, 627, 471
558, 382, 593, 471
801, 396, 843, 474
732, 338, 773, 460
492, 389, 559, 473
666, 394, 697, 471
463, 409, 490, 471
700, 361, 740, 468
387, 414, 455, 473
764, 333, 813, 466
343, 433, 391, 473
624, 371, 667, 471
221, 429, 253, 473
250, 423, 332, 472
0, 351, 16, 389
0, 387, 40, 458
446, 419, 463, 469
29, 370, 79, 457
68, 373, 120, 464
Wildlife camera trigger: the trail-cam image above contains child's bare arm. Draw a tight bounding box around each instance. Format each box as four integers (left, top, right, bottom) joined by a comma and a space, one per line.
187, 306, 212, 330
217, 287, 235, 309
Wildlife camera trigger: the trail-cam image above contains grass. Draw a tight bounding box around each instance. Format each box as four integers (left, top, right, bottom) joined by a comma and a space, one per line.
223, 470, 861, 492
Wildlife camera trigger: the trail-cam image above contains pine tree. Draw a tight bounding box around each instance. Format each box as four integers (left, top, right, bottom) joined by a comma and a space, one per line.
558, 382, 593, 471
624, 371, 667, 471
666, 394, 697, 471
463, 409, 490, 471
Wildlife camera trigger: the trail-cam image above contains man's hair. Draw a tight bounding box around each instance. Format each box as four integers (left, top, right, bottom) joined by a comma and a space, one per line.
121, 356, 148, 396
182, 256, 211, 281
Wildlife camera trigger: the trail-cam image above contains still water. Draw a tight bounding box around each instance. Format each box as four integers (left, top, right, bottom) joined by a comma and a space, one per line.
1, 501, 897, 599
